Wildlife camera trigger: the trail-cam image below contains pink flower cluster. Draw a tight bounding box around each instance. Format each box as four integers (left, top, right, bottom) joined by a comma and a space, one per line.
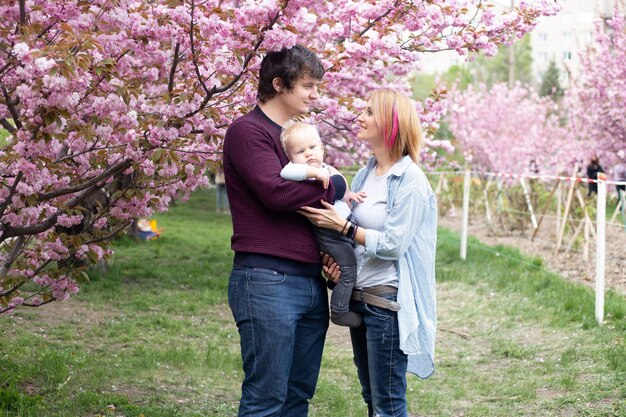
447, 82, 584, 175
0, 0, 558, 312
566, 6, 626, 168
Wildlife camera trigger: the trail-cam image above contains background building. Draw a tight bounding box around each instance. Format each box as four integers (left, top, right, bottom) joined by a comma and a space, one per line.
531, 0, 624, 86
420, 0, 625, 86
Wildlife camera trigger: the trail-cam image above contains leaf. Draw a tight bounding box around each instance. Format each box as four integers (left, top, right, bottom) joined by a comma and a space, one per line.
152, 149, 164, 162
80, 270, 90, 282
284, 25, 299, 34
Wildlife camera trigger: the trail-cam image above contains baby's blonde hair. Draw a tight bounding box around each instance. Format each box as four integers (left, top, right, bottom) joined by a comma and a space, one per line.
280, 121, 322, 154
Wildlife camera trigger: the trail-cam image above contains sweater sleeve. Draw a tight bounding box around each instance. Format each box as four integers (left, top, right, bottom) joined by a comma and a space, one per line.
280, 162, 309, 181
224, 120, 335, 211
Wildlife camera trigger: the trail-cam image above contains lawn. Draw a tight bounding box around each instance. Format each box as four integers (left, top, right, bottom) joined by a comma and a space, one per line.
0, 128, 10, 147
0, 188, 624, 417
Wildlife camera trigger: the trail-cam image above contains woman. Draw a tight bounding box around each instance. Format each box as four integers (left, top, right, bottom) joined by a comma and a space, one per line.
586, 155, 604, 197
299, 89, 437, 417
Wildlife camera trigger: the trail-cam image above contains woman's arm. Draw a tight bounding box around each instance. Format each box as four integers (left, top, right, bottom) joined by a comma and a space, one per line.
299, 176, 428, 260
362, 189, 424, 260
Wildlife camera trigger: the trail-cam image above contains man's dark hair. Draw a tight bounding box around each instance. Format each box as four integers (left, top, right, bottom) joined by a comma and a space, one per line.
257, 44, 325, 103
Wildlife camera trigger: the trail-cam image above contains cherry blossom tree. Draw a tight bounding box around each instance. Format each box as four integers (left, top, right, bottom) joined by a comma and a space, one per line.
0, 0, 559, 313
567, 6, 626, 168
447, 82, 583, 175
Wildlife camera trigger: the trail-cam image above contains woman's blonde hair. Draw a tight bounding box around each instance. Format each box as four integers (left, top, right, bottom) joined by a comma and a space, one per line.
367, 89, 423, 163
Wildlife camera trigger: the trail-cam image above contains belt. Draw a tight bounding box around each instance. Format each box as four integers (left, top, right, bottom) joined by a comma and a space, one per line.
351, 285, 401, 311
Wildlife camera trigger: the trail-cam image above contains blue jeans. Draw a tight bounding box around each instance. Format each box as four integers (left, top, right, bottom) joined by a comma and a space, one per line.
350, 293, 408, 417
228, 266, 329, 417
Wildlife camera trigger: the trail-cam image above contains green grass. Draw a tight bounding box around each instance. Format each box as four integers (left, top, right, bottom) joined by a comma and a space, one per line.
1, 188, 624, 416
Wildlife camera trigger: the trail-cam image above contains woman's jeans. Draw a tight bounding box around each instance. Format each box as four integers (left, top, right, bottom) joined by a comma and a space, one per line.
350, 293, 408, 417
228, 266, 329, 417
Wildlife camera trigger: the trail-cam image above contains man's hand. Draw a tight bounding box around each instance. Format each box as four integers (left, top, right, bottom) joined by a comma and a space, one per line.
321, 252, 341, 283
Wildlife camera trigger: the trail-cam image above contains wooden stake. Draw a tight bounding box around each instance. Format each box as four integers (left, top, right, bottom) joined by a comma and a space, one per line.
609, 190, 625, 228
532, 180, 560, 242
435, 174, 444, 195
555, 166, 579, 254
483, 179, 493, 223
575, 188, 596, 239
520, 177, 538, 229
564, 217, 584, 255
583, 215, 590, 261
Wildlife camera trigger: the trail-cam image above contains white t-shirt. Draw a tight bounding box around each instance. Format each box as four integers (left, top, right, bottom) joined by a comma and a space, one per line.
352, 167, 398, 288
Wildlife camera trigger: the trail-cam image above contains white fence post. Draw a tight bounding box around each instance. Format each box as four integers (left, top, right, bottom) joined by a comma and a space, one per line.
595, 173, 607, 324
460, 170, 470, 260
556, 182, 562, 239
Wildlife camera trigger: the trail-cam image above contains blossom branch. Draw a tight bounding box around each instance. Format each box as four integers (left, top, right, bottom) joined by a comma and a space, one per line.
0, 236, 29, 278
37, 159, 132, 201
185, 2, 287, 118
19, 0, 26, 27
357, 0, 401, 38
168, 42, 181, 94
0, 171, 23, 220
1, 85, 22, 130
83, 221, 132, 245
0, 118, 16, 133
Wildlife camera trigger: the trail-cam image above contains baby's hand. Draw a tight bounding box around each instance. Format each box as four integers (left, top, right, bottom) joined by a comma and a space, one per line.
309, 166, 330, 189
348, 191, 367, 204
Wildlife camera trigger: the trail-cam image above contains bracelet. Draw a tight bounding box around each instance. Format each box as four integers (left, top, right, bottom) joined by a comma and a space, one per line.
341, 219, 350, 234
351, 225, 359, 240
346, 222, 357, 240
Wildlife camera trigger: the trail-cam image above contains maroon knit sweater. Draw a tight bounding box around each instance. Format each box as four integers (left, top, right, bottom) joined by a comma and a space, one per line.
223, 106, 336, 266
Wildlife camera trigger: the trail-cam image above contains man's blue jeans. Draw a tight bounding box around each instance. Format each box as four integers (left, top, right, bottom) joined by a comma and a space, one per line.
228, 266, 329, 417
350, 293, 408, 417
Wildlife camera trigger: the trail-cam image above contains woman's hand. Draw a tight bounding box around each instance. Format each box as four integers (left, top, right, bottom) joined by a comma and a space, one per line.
321, 252, 341, 283
298, 200, 344, 232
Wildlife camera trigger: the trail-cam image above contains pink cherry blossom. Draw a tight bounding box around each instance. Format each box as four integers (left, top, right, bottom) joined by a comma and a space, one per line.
0, 0, 559, 313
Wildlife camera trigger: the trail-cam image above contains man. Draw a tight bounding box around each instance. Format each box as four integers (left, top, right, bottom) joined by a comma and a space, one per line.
223, 45, 336, 416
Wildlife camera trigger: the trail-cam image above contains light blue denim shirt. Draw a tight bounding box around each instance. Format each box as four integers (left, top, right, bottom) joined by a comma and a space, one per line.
351, 155, 437, 379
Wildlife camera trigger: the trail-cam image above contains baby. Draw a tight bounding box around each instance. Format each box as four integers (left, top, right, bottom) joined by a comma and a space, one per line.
280, 121, 365, 327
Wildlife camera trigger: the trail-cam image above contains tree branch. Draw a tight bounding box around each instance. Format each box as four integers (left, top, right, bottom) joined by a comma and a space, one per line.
19, 0, 26, 27
357, 0, 402, 38
168, 42, 181, 94
184, 2, 287, 118
0, 118, 16, 134
0, 170, 23, 220
188, 0, 212, 97
37, 159, 132, 201
21, 299, 55, 309
83, 221, 132, 245
1, 85, 22, 130
0, 236, 28, 278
